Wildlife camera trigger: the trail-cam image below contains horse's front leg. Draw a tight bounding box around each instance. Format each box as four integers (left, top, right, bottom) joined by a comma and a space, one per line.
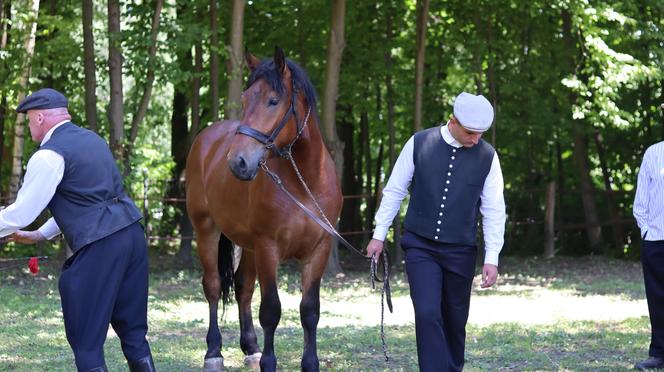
234, 247, 262, 368
255, 243, 281, 372
299, 238, 330, 372
194, 223, 224, 371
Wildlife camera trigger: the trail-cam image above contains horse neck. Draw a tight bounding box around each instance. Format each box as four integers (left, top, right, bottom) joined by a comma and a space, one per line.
291, 117, 328, 175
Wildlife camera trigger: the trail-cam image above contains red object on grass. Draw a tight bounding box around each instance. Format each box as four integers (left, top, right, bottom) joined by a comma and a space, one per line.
28, 257, 39, 274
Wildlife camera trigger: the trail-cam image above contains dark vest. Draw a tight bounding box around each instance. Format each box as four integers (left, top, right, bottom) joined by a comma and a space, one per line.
403, 126, 495, 246
40, 122, 142, 252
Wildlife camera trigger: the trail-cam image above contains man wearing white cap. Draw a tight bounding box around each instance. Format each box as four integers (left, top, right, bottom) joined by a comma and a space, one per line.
367, 92, 506, 371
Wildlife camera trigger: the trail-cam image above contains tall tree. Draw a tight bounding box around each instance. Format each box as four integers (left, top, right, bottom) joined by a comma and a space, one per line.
9, 0, 40, 201
123, 0, 164, 176
225, 0, 245, 120
561, 8, 602, 251
107, 0, 123, 160
0, 0, 11, 175
413, 0, 430, 132
82, 0, 97, 132
322, 0, 346, 274
209, 0, 220, 122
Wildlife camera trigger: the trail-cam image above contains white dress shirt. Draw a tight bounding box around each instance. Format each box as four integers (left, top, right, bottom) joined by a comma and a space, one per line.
634, 141, 664, 241
0, 121, 68, 239
373, 124, 506, 265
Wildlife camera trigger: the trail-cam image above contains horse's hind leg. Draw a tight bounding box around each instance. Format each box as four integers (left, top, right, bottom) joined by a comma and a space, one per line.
299, 240, 330, 372
234, 247, 262, 368
195, 220, 224, 371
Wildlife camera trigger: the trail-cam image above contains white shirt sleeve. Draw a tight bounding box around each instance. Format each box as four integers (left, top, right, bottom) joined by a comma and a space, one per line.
480, 152, 506, 266
633, 148, 650, 238
0, 150, 64, 238
372, 136, 415, 242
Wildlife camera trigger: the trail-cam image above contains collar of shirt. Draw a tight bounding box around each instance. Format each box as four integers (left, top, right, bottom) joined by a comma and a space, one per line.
440, 121, 462, 148
40, 120, 70, 146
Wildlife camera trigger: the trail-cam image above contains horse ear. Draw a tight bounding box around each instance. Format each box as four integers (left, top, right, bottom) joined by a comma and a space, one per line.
273, 46, 286, 75
245, 48, 261, 72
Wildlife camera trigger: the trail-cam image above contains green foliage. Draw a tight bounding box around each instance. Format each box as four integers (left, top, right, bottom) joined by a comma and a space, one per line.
0, 0, 662, 259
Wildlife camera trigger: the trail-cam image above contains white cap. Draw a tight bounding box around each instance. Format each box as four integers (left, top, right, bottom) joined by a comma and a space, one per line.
453, 92, 494, 133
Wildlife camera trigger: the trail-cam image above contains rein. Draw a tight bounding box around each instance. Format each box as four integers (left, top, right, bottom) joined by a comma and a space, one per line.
237, 77, 394, 362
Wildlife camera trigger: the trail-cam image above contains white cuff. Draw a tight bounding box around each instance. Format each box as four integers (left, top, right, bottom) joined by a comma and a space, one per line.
484, 250, 500, 266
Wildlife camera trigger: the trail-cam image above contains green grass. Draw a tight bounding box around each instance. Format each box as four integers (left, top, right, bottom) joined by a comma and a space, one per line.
0, 255, 653, 371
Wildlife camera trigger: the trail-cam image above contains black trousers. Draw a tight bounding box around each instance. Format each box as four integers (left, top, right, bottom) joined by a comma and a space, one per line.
58, 222, 151, 371
402, 231, 477, 372
642, 239, 664, 358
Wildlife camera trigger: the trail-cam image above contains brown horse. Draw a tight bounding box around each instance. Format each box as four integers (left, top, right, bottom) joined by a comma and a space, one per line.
186, 47, 342, 372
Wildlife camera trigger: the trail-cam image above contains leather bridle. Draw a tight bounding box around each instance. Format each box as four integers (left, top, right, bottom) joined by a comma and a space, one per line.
235, 79, 303, 159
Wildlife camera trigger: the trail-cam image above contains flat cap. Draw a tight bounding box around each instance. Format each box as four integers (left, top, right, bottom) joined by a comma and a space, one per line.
453, 92, 494, 133
16, 88, 68, 113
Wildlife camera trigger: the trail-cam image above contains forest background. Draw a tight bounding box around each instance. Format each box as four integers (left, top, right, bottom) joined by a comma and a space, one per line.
0, 0, 662, 270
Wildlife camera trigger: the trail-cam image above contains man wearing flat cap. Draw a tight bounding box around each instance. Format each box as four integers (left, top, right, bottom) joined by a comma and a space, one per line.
367, 92, 506, 371
0, 88, 155, 372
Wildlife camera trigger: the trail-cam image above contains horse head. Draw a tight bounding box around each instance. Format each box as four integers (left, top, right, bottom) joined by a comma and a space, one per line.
227, 47, 306, 181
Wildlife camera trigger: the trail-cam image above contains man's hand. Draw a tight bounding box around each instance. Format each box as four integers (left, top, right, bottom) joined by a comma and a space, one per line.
481, 263, 498, 288
366, 239, 384, 263
10, 230, 46, 245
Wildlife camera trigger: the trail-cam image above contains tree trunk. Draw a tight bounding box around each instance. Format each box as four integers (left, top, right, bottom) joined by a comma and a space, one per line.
0, 0, 9, 177
9, 0, 40, 202
413, 0, 430, 132
82, 0, 97, 132
384, 1, 401, 265
225, 0, 245, 120
338, 113, 360, 245
544, 181, 556, 258
322, 0, 346, 275
123, 0, 164, 176
562, 9, 602, 251
594, 130, 625, 254
485, 13, 498, 146
171, 1, 192, 265
190, 40, 202, 140
361, 110, 371, 232
107, 0, 123, 160
209, 0, 220, 121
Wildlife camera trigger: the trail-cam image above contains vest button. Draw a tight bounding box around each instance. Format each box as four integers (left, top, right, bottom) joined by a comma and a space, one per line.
448, 172, 451, 176
446, 180, 450, 184
439, 212, 443, 216
443, 196, 447, 200
451, 156, 455, 160
444, 188, 448, 192
453, 149, 457, 152
434, 236, 439, 239
437, 220, 441, 224
436, 228, 440, 232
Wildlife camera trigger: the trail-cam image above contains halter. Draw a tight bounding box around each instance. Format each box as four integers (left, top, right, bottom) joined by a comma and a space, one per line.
235, 79, 304, 159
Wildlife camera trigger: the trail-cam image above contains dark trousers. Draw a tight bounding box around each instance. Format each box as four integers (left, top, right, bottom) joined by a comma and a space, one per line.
402, 231, 477, 372
642, 239, 664, 358
58, 222, 151, 371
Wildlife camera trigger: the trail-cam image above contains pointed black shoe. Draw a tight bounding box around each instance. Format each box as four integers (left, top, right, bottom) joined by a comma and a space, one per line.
635, 356, 664, 370
128, 355, 156, 372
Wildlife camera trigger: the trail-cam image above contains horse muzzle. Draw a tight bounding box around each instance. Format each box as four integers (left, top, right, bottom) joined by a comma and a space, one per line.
227, 145, 268, 181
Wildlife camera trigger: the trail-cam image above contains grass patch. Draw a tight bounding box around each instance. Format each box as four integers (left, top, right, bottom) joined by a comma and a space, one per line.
0, 255, 652, 371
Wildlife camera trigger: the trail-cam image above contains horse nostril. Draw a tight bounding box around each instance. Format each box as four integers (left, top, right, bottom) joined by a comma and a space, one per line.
237, 156, 247, 170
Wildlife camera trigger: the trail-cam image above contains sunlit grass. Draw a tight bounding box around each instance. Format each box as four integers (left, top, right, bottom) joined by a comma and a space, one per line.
0, 255, 652, 371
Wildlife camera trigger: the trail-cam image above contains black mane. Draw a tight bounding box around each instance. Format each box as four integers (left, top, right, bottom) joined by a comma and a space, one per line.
247, 58, 318, 113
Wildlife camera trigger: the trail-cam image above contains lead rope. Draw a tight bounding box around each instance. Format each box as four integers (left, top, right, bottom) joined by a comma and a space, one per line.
271, 108, 392, 362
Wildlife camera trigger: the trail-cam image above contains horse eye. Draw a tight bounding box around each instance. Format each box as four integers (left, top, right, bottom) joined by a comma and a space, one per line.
268, 97, 279, 106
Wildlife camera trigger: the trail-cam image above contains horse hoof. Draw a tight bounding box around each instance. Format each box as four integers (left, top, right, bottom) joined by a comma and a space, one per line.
244, 353, 262, 369
203, 356, 224, 371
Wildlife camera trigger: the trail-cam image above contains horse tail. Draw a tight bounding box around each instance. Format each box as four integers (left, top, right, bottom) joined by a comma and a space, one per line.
218, 233, 235, 310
